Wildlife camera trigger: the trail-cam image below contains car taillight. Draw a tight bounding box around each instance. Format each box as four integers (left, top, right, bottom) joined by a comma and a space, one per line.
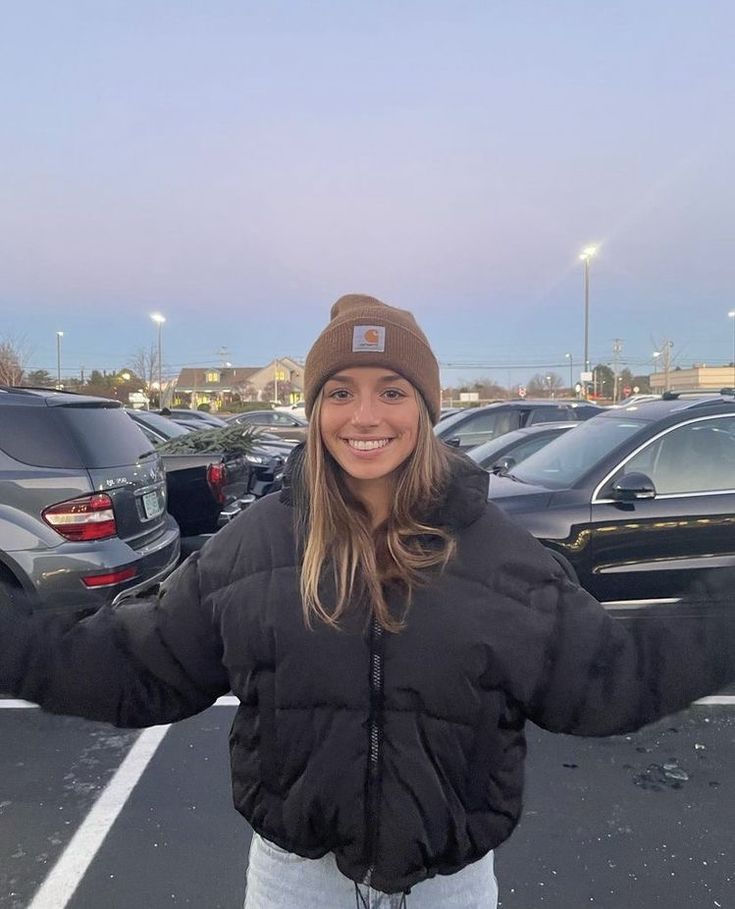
82, 566, 137, 588
42, 493, 118, 542
206, 463, 227, 505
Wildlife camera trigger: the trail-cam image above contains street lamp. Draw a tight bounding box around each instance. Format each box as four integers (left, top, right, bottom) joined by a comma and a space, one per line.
728, 312, 735, 389
564, 352, 573, 395
579, 245, 597, 393
150, 313, 165, 407
56, 331, 64, 389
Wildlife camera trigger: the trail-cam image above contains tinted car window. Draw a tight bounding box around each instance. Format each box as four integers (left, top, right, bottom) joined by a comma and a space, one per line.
0, 407, 82, 468
527, 406, 569, 425
621, 416, 735, 494
446, 410, 516, 446
60, 407, 154, 468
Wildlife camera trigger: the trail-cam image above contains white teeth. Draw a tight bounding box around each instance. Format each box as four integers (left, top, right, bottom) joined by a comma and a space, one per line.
347, 438, 391, 451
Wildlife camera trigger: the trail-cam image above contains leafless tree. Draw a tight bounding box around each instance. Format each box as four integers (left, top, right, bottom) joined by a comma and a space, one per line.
129, 345, 159, 396
0, 335, 32, 386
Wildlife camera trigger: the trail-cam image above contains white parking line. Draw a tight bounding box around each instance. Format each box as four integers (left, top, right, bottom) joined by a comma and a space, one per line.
27, 724, 171, 909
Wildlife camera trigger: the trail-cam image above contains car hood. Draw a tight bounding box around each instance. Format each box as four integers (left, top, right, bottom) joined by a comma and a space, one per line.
486, 472, 556, 510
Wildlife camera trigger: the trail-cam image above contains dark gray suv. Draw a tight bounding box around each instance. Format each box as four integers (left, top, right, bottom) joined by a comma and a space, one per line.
0, 387, 180, 612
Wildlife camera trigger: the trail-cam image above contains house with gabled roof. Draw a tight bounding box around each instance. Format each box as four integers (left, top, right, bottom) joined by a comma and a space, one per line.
173, 358, 304, 410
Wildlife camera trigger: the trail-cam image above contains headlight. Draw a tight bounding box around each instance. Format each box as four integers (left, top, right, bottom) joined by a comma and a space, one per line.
245, 454, 265, 464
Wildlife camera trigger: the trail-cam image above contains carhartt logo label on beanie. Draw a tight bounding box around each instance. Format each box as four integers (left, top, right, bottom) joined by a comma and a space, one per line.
352, 326, 386, 353
304, 293, 441, 423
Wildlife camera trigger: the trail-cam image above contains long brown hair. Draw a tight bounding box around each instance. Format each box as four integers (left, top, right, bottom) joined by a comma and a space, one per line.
298, 390, 456, 632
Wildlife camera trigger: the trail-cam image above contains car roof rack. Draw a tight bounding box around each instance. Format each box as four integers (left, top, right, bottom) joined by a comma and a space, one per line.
660, 388, 735, 400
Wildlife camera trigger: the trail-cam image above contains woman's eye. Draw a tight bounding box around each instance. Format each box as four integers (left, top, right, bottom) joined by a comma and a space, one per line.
382, 388, 407, 401
327, 388, 351, 400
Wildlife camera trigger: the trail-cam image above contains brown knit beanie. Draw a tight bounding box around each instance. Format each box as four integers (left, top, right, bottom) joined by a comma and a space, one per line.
304, 293, 441, 423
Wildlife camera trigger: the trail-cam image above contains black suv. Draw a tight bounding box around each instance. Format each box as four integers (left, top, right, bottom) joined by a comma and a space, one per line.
0, 387, 180, 612
486, 393, 735, 611
435, 400, 602, 450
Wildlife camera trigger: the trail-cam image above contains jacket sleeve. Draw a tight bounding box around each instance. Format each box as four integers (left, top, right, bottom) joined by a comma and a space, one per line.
0, 550, 230, 728
496, 545, 735, 736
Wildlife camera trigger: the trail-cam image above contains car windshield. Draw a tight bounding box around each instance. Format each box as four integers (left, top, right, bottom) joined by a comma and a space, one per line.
509, 415, 648, 489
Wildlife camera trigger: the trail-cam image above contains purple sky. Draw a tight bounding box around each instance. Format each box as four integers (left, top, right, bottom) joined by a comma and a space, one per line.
2, 2, 734, 390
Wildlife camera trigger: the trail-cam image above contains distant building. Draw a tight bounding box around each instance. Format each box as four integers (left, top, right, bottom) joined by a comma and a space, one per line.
650, 365, 735, 394
173, 358, 304, 410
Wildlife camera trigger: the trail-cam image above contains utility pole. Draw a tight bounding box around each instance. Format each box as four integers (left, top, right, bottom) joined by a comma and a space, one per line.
662, 340, 673, 391
611, 338, 623, 403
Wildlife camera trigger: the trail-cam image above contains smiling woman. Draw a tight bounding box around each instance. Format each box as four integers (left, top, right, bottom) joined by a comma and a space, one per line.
319, 368, 420, 512
1, 295, 734, 909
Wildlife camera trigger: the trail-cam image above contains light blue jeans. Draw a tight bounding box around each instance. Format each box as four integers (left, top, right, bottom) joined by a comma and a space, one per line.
244, 833, 499, 908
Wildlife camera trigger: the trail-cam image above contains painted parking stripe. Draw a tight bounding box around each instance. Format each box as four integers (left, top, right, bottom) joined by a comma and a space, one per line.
0, 696, 240, 708
27, 724, 171, 909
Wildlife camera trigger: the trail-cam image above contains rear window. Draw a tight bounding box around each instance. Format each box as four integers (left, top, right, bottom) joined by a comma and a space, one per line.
62, 407, 152, 467
0, 405, 150, 469
1, 407, 81, 468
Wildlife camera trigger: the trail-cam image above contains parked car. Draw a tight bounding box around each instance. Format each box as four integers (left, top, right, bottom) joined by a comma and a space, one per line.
467, 422, 578, 473
154, 408, 229, 428
275, 401, 307, 419
435, 400, 602, 450
226, 409, 309, 443
0, 387, 180, 612
126, 410, 288, 541
486, 393, 735, 612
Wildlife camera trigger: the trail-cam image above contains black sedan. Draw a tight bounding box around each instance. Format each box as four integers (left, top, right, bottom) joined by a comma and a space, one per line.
435, 400, 602, 450
467, 422, 577, 473
486, 394, 735, 611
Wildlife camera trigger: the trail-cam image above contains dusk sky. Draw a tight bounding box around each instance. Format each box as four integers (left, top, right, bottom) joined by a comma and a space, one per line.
2, 2, 734, 390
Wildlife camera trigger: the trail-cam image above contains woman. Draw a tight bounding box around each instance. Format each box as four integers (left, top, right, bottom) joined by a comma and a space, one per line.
1, 294, 734, 909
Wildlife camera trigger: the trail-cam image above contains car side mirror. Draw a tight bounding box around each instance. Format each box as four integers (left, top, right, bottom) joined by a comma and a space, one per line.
610, 471, 656, 501
446, 437, 461, 448
492, 456, 516, 475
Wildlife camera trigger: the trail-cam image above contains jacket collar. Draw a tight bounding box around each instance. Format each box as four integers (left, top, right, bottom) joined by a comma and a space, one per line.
280, 443, 488, 531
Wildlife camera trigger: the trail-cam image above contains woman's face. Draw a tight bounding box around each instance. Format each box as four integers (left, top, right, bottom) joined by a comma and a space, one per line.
319, 367, 421, 492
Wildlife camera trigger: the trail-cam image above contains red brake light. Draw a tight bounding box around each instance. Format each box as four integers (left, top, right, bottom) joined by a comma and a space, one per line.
206, 463, 227, 504
82, 566, 137, 588
42, 493, 118, 542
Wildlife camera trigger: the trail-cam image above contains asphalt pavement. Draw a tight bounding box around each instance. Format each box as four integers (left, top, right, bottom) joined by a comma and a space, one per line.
1, 698, 733, 909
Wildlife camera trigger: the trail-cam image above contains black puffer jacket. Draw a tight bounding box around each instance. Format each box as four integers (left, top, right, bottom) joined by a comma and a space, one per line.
1, 452, 734, 894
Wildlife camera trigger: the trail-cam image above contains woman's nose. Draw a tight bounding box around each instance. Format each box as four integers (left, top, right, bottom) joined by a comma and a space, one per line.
351, 396, 380, 425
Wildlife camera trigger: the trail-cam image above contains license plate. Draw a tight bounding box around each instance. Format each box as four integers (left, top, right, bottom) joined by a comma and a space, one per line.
142, 490, 163, 520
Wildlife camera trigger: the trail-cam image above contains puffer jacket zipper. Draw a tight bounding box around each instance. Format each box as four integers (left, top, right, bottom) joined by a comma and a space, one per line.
362, 618, 384, 888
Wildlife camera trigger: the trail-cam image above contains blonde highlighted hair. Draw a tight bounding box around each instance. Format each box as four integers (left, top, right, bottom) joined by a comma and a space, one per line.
297, 390, 457, 632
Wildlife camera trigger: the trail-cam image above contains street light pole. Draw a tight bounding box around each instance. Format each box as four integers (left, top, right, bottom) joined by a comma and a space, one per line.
150, 313, 166, 408
56, 331, 64, 389
728, 312, 735, 389
579, 246, 597, 395
564, 352, 573, 395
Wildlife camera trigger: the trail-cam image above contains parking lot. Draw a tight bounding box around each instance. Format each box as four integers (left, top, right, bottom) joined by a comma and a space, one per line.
1, 691, 733, 909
